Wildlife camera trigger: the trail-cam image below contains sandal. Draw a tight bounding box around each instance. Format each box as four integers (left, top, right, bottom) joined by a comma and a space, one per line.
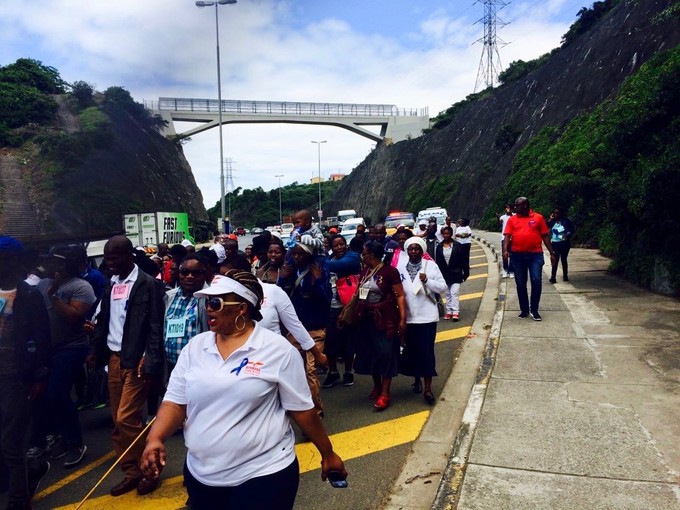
368, 387, 381, 400
411, 379, 422, 394
374, 395, 390, 411
423, 390, 436, 406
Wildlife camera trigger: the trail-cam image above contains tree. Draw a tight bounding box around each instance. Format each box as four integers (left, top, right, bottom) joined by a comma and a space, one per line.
0, 58, 67, 94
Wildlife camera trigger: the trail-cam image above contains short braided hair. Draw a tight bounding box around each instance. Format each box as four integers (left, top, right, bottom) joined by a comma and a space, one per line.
223, 269, 264, 320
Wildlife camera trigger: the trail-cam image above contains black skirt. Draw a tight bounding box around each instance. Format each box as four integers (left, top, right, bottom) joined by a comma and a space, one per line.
399, 322, 438, 377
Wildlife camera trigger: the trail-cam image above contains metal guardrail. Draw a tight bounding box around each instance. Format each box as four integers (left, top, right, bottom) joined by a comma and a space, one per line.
145, 97, 428, 117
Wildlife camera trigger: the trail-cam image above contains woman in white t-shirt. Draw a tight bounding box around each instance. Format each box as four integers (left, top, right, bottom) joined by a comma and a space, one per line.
454, 218, 472, 277
140, 270, 346, 509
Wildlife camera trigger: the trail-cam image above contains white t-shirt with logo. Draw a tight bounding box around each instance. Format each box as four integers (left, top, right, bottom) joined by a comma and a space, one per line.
164, 324, 313, 486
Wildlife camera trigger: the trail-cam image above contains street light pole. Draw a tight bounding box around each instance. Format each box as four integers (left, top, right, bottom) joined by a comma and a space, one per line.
311, 140, 326, 221
196, 0, 237, 234
275, 174, 284, 225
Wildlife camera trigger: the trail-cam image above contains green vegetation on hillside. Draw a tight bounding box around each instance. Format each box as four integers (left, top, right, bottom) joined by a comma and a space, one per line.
0, 59, 63, 144
404, 174, 461, 214
207, 180, 341, 228
483, 43, 680, 294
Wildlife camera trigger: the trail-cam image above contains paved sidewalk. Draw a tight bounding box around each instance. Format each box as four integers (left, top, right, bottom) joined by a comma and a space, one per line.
386, 230, 680, 509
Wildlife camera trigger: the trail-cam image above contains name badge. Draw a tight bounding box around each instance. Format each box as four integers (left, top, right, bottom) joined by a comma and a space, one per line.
166, 318, 185, 338
359, 287, 369, 300
0, 296, 6, 314
112, 283, 130, 300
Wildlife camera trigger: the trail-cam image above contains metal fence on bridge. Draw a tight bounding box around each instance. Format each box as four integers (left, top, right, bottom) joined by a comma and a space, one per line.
145, 97, 427, 117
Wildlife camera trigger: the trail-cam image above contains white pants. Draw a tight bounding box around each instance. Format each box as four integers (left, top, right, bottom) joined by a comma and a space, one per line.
446, 283, 461, 314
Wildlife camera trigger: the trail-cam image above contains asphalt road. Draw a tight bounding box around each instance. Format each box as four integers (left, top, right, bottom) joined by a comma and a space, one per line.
5, 239, 491, 510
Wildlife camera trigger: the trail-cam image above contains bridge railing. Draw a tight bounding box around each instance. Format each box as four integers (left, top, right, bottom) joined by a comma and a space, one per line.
145, 98, 427, 117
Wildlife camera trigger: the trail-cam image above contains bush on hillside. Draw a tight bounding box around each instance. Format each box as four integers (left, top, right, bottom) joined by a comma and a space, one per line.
484, 44, 680, 294
70, 81, 95, 109
561, 0, 620, 47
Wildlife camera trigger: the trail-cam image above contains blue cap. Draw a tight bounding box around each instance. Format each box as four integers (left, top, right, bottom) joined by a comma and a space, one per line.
0, 236, 24, 255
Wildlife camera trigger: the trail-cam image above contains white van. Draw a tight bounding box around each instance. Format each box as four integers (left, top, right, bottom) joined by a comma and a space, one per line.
417, 207, 449, 226
340, 217, 366, 243
337, 209, 357, 227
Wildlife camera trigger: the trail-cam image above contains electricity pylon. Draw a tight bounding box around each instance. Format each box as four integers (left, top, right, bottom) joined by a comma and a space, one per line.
474, 0, 510, 91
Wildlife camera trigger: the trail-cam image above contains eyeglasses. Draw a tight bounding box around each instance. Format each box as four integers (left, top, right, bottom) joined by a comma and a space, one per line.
206, 297, 243, 312
179, 268, 205, 277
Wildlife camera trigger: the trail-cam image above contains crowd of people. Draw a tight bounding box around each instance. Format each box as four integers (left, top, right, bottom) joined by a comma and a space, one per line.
0, 210, 480, 509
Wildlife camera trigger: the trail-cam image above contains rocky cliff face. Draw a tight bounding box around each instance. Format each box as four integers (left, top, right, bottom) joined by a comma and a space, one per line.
1, 99, 208, 241
327, 0, 680, 224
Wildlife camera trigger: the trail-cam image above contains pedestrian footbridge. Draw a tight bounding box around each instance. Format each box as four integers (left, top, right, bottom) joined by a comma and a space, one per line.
146, 97, 430, 143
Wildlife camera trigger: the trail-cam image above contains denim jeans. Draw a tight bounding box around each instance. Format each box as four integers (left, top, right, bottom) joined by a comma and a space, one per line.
511, 252, 545, 314
49, 345, 89, 448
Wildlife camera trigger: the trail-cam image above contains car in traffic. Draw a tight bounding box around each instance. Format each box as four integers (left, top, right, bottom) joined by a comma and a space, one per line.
385, 211, 415, 236
251, 227, 264, 235
339, 217, 366, 243
235, 227, 247, 236
280, 222, 294, 237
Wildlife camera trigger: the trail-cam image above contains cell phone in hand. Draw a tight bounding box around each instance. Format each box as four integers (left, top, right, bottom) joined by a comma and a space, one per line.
328, 471, 348, 489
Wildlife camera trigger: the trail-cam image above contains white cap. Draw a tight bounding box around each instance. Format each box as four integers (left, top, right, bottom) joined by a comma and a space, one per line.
195, 274, 260, 308
181, 239, 194, 247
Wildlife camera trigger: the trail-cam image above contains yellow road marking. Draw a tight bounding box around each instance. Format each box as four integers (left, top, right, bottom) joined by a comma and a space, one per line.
435, 326, 470, 343
469, 255, 486, 260
470, 262, 487, 269
35, 451, 116, 501
460, 292, 483, 301
54, 412, 430, 509
466, 273, 488, 281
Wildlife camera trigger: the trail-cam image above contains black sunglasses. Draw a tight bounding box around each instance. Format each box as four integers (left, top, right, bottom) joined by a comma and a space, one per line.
206, 297, 242, 312
179, 268, 206, 277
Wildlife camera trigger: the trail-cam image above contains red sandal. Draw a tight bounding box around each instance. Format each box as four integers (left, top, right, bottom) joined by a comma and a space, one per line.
368, 387, 381, 400
374, 395, 390, 411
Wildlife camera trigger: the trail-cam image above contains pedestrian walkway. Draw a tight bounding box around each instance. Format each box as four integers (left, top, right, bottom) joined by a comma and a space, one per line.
387, 231, 680, 509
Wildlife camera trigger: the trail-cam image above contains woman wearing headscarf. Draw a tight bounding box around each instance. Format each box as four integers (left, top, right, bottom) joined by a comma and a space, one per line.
140, 270, 346, 509
352, 241, 407, 411
396, 237, 447, 405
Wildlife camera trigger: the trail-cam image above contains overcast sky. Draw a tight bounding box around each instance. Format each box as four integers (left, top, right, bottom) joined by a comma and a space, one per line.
1, 0, 584, 210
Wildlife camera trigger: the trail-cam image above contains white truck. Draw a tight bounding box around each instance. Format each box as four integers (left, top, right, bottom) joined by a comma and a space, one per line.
124, 212, 194, 247
337, 209, 357, 229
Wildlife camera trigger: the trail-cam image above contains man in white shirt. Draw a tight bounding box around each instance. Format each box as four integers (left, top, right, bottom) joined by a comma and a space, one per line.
90, 236, 164, 497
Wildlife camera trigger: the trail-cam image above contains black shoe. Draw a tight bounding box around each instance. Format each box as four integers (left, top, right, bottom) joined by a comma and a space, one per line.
63, 445, 87, 468
563, 276, 569, 282
411, 379, 422, 394
530, 312, 542, 321
549, 277, 557, 284
342, 372, 354, 386
423, 390, 436, 406
321, 372, 340, 388
49, 437, 67, 460
518, 312, 529, 319
28, 459, 50, 498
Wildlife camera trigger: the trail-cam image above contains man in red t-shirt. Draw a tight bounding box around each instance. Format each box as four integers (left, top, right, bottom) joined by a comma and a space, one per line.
502, 197, 556, 321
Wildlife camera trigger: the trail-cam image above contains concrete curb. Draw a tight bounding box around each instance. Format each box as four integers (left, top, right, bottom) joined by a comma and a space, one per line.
431, 267, 506, 509
383, 239, 501, 510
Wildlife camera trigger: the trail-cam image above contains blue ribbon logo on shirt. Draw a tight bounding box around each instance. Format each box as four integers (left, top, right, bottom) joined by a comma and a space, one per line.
231, 357, 249, 376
